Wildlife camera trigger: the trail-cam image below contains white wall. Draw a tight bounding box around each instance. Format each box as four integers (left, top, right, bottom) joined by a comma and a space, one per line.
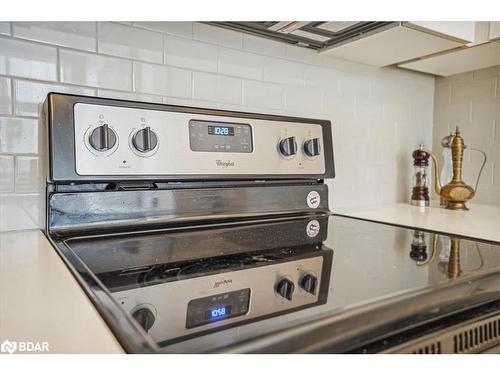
433, 65, 500, 205
0, 22, 435, 231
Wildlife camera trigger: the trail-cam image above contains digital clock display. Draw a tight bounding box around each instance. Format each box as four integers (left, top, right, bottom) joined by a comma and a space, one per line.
205, 306, 232, 321
208, 125, 235, 136
186, 288, 251, 329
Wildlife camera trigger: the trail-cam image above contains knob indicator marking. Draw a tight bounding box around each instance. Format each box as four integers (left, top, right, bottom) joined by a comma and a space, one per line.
89, 124, 117, 151
132, 307, 155, 332
132, 127, 158, 153
304, 138, 321, 157
300, 274, 318, 295
279, 136, 298, 157
276, 278, 295, 301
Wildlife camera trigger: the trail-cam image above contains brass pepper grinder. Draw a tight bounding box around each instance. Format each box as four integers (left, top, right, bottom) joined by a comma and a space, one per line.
422, 127, 487, 211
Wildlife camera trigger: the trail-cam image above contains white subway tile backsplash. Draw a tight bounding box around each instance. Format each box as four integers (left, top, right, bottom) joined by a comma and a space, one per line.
434, 66, 499, 205
264, 57, 304, 86
355, 95, 384, 124
0, 37, 57, 81
97, 89, 163, 104
162, 96, 216, 109
0, 194, 39, 231
0, 22, 442, 230
134, 62, 191, 98
243, 34, 287, 58
434, 84, 451, 106
0, 117, 38, 154
451, 78, 496, 103
133, 22, 193, 39
164, 36, 218, 73
193, 23, 243, 49
193, 72, 242, 104
338, 73, 371, 98
286, 86, 323, 116
285, 44, 317, 64
0, 77, 12, 115
14, 80, 96, 117
323, 86, 356, 119
12, 22, 97, 52
242, 80, 285, 110
0, 22, 10, 36
219, 48, 263, 80
98, 22, 163, 63
471, 100, 497, 128
369, 78, 399, 103
60, 50, 132, 91
14, 156, 38, 193
304, 65, 339, 89
0, 156, 14, 193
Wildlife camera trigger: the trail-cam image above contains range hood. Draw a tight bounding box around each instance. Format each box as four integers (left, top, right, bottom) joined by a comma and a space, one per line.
208, 21, 493, 70
208, 21, 398, 50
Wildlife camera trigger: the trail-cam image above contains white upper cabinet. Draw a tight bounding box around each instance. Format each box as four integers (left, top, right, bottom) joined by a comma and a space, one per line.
398, 41, 500, 76
397, 22, 500, 76
408, 21, 489, 44
318, 22, 492, 68
319, 24, 463, 67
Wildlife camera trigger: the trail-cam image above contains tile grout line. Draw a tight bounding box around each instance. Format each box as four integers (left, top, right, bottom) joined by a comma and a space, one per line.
9, 76, 14, 115
56, 48, 61, 82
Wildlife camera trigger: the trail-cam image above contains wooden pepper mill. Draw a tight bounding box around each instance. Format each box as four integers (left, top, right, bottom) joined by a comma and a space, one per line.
411, 145, 430, 207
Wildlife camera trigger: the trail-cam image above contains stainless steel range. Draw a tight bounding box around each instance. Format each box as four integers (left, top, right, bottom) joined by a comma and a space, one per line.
43, 94, 500, 354
42, 93, 335, 352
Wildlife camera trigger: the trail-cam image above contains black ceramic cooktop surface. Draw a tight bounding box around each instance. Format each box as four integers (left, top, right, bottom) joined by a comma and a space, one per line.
62, 214, 500, 352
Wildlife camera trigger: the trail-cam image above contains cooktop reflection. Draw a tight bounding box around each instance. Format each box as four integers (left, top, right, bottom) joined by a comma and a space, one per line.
61, 215, 500, 352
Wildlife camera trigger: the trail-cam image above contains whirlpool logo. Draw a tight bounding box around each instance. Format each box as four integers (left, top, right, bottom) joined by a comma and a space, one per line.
1, 339, 49, 354
215, 160, 235, 168
214, 279, 232, 288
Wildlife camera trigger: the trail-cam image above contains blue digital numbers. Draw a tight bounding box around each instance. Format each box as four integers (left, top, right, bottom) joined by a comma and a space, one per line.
214, 127, 229, 135
210, 307, 227, 318
208, 125, 234, 136
206, 305, 232, 321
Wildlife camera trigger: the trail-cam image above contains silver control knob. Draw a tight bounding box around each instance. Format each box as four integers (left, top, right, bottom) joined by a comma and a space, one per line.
304, 138, 321, 157
89, 124, 117, 151
132, 127, 158, 153
279, 136, 298, 157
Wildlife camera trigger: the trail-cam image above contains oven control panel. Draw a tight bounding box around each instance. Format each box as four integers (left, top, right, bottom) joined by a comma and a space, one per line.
189, 120, 253, 153
186, 288, 251, 329
73, 103, 327, 176
112, 252, 331, 344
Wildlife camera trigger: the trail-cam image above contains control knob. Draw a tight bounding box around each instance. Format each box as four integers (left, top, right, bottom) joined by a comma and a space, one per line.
132, 127, 158, 153
300, 274, 318, 295
304, 138, 321, 157
89, 124, 117, 151
276, 278, 294, 301
132, 307, 155, 332
279, 136, 298, 157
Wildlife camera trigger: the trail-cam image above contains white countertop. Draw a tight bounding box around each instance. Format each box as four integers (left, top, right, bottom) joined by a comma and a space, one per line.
1, 202, 498, 354
0, 230, 123, 354
334, 202, 500, 243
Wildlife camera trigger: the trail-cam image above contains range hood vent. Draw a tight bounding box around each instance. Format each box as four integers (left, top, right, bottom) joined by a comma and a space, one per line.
208, 21, 398, 50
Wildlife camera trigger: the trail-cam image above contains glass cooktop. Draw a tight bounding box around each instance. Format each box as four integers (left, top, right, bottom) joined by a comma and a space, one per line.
58, 214, 500, 353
